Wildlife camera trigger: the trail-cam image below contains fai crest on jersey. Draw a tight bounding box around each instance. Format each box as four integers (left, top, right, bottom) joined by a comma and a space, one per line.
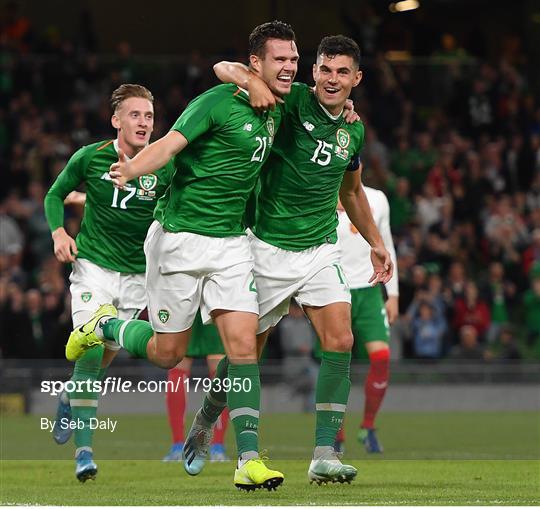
81, 292, 92, 303
336, 128, 351, 149
266, 118, 275, 137
139, 174, 158, 191
158, 309, 170, 323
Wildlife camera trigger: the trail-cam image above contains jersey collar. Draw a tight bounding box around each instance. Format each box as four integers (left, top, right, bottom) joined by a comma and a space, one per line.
113, 139, 132, 160
317, 100, 343, 121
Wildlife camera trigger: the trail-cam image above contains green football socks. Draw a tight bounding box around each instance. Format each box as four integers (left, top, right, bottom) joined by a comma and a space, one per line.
227, 363, 261, 456
69, 345, 105, 451
315, 351, 352, 447
102, 319, 153, 359
201, 356, 229, 423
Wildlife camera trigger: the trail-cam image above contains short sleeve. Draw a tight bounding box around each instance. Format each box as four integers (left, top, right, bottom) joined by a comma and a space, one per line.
171, 86, 233, 143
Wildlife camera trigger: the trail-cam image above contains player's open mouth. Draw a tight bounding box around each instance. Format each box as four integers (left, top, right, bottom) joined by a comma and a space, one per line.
277, 75, 292, 83
324, 87, 339, 95
135, 131, 147, 138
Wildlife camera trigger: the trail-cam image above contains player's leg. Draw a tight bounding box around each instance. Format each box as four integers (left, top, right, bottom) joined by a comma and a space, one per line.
351, 286, 390, 453
185, 234, 282, 490
359, 341, 389, 453
212, 310, 283, 491
206, 354, 230, 461
293, 252, 356, 484
54, 259, 117, 481
163, 356, 193, 461
303, 301, 357, 484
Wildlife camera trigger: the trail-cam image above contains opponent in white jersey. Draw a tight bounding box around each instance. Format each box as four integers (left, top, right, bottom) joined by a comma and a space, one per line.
335, 184, 398, 453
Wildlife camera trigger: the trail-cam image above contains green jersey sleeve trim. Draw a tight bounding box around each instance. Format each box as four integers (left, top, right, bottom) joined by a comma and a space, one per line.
171, 84, 234, 143
44, 144, 93, 232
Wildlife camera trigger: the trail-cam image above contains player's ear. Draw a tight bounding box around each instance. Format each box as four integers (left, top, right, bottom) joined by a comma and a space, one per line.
111, 114, 120, 129
312, 63, 318, 82
249, 54, 261, 73
353, 70, 363, 87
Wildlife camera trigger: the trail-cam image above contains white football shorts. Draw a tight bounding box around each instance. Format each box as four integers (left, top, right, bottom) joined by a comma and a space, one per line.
249, 233, 351, 334
69, 258, 146, 351
144, 221, 258, 333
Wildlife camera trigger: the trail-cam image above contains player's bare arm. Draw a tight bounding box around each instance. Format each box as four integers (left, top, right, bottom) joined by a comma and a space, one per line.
214, 61, 282, 112
385, 295, 399, 324
339, 169, 393, 284
109, 130, 187, 188
64, 191, 86, 206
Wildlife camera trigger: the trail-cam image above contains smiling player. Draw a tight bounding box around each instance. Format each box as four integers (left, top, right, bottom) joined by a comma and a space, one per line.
44, 84, 175, 482
188, 34, 393, 485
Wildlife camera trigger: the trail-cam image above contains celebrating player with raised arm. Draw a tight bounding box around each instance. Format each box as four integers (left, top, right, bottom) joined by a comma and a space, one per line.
64, 21, 299, 491
186, 32, 393, 485
44, 84, 175, 482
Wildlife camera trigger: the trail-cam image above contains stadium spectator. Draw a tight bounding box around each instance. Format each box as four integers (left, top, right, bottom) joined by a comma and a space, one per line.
452, 281, 491, 342
480, 262, 516, 343
449, 325, 485, 360
409, 299, 447, 359
523, 263, 540, 357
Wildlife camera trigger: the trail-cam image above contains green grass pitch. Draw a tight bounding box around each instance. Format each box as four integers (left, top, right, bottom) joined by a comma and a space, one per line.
1, 411, 539, 505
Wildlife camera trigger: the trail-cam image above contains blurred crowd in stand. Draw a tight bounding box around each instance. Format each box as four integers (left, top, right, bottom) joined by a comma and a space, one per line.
1, 2, 539, 361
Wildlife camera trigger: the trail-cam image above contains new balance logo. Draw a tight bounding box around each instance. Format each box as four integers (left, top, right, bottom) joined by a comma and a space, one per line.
373, 382, 388, 390
303, 121, 315, 132
100, 172, 112, 181
243, 123, 253, 131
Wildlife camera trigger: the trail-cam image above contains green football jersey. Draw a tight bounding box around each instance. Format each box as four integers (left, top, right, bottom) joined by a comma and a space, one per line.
253, 82, 365, 251
44, 140, 175, 273
153, 84, 281, 237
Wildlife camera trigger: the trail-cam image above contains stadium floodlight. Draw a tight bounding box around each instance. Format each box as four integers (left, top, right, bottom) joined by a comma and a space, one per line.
389, 0, 420, 12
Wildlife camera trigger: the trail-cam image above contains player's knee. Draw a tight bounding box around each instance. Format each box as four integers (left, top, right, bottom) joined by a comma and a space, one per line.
324, 330, 354, 352
154, 344, 184, 369
368, 346, 390, 366
225, 334, 257, 361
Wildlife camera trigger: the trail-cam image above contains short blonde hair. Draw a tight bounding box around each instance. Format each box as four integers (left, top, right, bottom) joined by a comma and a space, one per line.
110, 84, 154, 112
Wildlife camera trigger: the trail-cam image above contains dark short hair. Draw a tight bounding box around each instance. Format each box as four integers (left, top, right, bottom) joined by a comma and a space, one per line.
317, 35, 361, 68
110, 84, 154, 112
248, 20, 296, 58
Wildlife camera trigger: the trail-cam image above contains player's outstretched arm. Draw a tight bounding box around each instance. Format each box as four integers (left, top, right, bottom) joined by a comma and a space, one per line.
339, 167, 393, 285
213, 61, 282, 112
109, 131, 187, 188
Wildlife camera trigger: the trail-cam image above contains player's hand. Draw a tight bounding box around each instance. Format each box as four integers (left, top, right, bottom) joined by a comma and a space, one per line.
343, 99, 360, 124
385, 295, 399, 325
247, 74, 283, 112
368, 245, 393, 286
109, 148, 131, 189
52, 227, 78, 263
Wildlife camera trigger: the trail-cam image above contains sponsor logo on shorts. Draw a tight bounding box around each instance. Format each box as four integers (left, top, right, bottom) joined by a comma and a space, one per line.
158, 309, 170, 323
336, 128, 350, 149
81, 292, 92, 303
139, 174, 158, 191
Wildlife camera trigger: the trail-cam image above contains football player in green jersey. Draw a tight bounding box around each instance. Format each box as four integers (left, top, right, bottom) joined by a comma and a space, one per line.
66, 21, 299, 491
44, 84, 176, 482
195, 34, 393, 484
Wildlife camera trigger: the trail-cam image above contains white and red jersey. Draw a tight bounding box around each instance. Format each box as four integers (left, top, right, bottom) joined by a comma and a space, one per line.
337, 186, 399, 296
